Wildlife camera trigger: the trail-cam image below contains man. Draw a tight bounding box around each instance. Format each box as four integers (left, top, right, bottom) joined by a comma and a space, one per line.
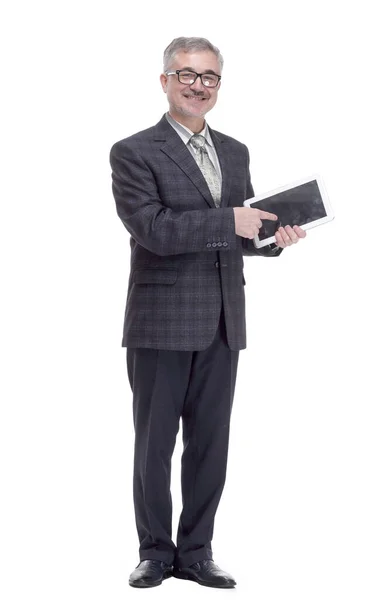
110, 36, 306, 589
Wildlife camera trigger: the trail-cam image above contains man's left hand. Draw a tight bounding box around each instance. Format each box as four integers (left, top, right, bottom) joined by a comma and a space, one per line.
275, 225, 306, 248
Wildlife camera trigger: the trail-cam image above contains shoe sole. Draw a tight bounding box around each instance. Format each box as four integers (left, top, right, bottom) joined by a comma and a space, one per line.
173, 570, 235, 588
129, 580, 162, 588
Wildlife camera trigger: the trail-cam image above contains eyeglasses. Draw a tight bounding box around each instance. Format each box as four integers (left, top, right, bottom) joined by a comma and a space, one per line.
166, 69, 221, 88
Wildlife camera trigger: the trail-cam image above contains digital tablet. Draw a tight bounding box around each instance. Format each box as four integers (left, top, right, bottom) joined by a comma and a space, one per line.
243, 174, 334, 248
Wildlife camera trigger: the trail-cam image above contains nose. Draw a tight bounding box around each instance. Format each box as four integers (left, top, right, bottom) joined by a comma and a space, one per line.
189, 75, 205, 92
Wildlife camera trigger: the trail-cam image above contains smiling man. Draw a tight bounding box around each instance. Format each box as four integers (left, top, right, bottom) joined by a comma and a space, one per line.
110, 36, 305, 590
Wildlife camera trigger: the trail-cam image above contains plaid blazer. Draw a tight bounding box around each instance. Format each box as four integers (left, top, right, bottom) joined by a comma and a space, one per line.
110, 113, 282, 351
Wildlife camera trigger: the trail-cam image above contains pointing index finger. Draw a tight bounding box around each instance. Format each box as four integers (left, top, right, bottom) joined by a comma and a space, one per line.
258, 210, 278, 221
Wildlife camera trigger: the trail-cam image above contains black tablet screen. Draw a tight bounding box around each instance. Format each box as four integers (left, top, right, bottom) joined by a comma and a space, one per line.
250, 180, 327, 241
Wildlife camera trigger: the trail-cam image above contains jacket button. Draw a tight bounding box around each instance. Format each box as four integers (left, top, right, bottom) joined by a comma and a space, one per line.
207, 243, 211, 248
212, 242, 217, 247
215, 261, 219, 268
217, 241, 222, 247
223, 241, 228, 247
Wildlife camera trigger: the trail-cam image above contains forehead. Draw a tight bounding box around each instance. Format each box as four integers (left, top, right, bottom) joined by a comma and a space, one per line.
172, 50, 221, 74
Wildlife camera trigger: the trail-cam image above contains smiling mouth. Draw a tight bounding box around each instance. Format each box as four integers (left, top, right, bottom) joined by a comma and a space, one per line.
184, 96, 207, 101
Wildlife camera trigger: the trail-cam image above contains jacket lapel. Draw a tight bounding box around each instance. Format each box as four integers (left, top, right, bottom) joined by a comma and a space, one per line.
153, 114, 232, 209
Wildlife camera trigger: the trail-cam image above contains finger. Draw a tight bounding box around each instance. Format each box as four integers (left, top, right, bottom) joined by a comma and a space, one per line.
258, 210, 278, 221
293, 225, 307, 238
278, 227, 292, 246
285, 225, 299, 243
274, 230, 285, 248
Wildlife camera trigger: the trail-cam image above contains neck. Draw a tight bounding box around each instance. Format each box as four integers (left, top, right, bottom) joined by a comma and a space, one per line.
169, 109, 205, 134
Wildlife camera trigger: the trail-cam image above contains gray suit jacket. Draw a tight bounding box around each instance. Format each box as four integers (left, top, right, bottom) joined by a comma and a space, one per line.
110, 113, 282, 351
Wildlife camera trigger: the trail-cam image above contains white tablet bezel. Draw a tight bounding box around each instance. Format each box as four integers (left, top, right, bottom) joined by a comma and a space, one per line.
243, 174, 334, 248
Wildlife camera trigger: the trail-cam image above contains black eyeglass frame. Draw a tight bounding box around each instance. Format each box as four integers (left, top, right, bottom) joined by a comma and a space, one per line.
166, 69, 222, 88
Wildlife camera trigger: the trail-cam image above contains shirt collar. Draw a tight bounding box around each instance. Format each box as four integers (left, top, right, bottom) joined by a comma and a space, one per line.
166, 112, 213, 147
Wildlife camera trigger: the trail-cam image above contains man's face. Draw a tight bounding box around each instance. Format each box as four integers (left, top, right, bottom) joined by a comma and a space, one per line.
160, 50, 221, 119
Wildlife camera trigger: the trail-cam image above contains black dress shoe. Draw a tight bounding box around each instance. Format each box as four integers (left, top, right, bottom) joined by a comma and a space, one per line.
129, 559, 173, 588
173, 559, 236, 588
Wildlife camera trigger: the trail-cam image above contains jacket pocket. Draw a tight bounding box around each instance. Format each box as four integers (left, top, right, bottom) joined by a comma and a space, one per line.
133, 268, 178, 285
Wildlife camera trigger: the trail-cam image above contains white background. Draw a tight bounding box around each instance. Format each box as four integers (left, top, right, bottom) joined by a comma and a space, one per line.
1, 1, 382, 598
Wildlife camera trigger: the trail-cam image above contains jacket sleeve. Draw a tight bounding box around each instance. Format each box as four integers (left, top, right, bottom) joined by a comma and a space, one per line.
110, 142, 237, 256
241, 145, 283, 258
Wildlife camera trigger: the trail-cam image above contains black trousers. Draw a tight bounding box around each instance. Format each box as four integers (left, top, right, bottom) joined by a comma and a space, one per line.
126, 307, 240, 568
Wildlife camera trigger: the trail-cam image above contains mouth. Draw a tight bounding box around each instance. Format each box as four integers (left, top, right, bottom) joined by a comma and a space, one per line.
184, 95, 207, 102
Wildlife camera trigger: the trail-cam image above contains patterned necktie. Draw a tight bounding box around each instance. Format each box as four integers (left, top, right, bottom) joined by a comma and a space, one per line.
189, 134, 221, 208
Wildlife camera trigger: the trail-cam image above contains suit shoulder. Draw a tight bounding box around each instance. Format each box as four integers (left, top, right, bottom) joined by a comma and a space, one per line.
110, 125, 156, 157
210, 128, 248, 152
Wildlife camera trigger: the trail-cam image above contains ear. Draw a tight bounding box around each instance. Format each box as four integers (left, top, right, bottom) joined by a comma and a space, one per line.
160, 73, 167, 93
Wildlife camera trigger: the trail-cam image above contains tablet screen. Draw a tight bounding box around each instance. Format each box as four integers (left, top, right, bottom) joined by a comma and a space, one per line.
250, 179, 328, 241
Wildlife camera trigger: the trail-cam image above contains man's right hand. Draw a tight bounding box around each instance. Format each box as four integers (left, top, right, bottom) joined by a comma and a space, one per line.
233, 207, 278, 239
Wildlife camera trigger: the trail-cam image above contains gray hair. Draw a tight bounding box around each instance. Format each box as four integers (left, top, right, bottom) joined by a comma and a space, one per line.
163, 37, 224, 73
